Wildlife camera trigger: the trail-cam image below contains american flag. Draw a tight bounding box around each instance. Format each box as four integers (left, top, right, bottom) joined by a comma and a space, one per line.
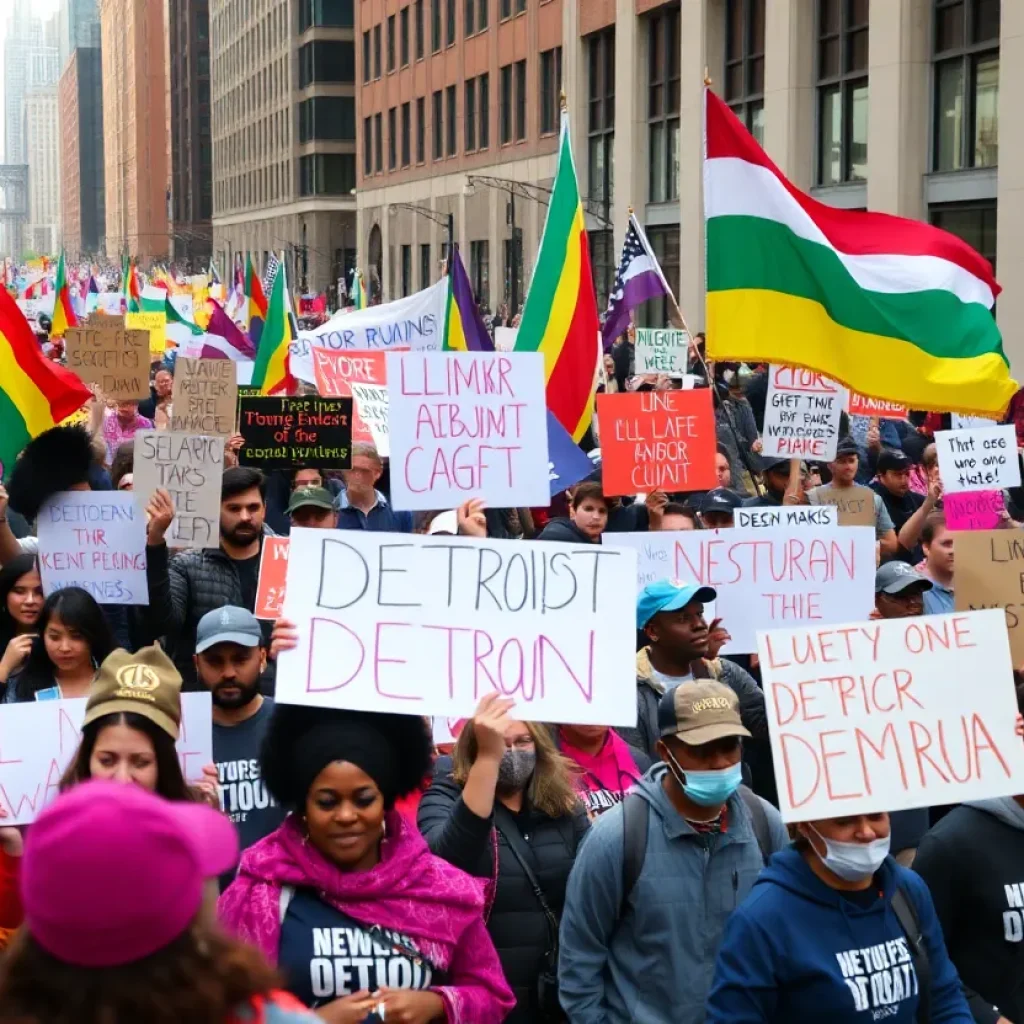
601, 214, 672, 350
261, 253, 281, 296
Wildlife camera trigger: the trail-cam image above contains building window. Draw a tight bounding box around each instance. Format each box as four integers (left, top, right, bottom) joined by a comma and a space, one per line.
479, 72, 490, 149
400, 101, 411, 166
470, 240, 490, 307
416, 96, 426, 161
446, 84, 457, 155
363, 116, 373, 175
465, 0, 475, 35
590, 229, 614, 312
514, 59, 527, 140
588, 29, 615, 211
465, 78, 477, 150
648, 6, 680, 203
930, 200, 997, 268
446, 0, 456, 44
432, 89, 443, 158
388, 106, 397, 168
503, 234, 524, 311
641, 226, 681, 327
933, 0, 999, 171
387, 14, 396, 71
479, 0, 488, 31
298, 97, 356, 142
500, 0, 511, 18
298, 41, 355, 87
515, 0, 525, 12
817, 0, 868, 185
401, 245, 412, 296
298, 154, 357, 195
415, 0, 424, 58
374, 111, 383, 170
540, 47, 562, 135
299, 0, 354, 30
421, 243, 432, 288
500, 64, 512, 144
431, 0, 441, 51
724, 0, 765, 144
373, 24, 382, 77
362, 30, 370, 83
400, 7, 409, 65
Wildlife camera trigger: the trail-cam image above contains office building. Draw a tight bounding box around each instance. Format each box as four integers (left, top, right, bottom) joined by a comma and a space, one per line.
4, 0, 43, 166
24, 87, 60, 254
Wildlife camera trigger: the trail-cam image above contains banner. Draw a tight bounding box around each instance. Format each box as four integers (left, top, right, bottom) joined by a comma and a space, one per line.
236, 397, 352, 469
936, 424, 1020, 494
762, 366, 843, 461
276, 529, 638, 725
254, 536, 289, 620
954, 529, 1024, 664
602, 525, 876, 652
634, 328, 689, 376
758, 610, 1024, 822
848, 393, 907, 419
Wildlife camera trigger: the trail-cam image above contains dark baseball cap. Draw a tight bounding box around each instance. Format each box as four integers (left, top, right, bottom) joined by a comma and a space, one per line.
876, 449, 912, 473
875, 561, 933, 595
834, 436, 861, 458
286, 486, 336, 514
700, 488, 743, 514
757, 453, 792, 473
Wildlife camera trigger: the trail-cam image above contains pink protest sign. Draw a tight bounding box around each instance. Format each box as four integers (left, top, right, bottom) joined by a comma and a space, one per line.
944, 490, 1004, 531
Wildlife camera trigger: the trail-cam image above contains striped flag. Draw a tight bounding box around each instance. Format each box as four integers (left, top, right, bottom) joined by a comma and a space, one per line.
442, 246, 495, 352
250, 257, 294, 395
51, 251, 78, 338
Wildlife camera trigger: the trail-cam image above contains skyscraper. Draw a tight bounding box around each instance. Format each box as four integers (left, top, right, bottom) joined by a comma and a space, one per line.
4, 0, 44, 166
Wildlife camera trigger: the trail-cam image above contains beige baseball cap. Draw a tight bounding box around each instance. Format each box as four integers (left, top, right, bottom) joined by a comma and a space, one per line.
658, 680, 751, 745
83, 646, 183, 740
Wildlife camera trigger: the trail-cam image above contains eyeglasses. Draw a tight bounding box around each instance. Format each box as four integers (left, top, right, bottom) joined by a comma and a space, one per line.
506, 737, 535, 751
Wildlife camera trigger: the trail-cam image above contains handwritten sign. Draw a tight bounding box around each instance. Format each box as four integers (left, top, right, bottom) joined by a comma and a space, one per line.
634, 328, 689, 376
386, 351, 549, 511
809, 484, 878, 527
171, 358, 237, 436
936, 424, 1020, 494
951, 414, 995, 430
954, 530, 1024, 665
275, 529, 638, 725
735, 506, 839, 530
36, 492, 148, 605
0, 693, 213, 825
602, 525, 876, 653
848, 393, 907, 419
126, 311, 166, 355
597, 389, 717, 497
758, 610, 1024, 822
133, 431, 224, 549
64, 323, 149, 399
350, 382, 390, 457
944, 490, 1004, 531
254, 536, 289, 620
312, 348, 397, 450
237, 396, 352, 469
762, 366, 843, 461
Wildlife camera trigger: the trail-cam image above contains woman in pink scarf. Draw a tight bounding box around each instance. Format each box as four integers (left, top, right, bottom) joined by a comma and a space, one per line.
220, 706, 513, 1024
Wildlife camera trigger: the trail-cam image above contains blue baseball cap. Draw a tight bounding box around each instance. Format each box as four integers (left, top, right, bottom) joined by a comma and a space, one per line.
636, 580, 717, 630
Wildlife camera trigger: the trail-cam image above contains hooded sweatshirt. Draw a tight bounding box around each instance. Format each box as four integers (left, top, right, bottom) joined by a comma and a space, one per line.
219, 812, 514, 1023
913, 797, 1024, 1024
558, 728, 647, 817
706, 847, 972, 1023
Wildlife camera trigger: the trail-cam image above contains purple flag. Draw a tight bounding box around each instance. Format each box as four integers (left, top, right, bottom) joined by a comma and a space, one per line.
206, 300, 256, 360
601, 215, 672, 351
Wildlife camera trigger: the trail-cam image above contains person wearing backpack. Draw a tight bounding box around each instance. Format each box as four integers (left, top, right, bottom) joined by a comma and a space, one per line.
706, 811, 974, 1023
557, 681, 786, 1024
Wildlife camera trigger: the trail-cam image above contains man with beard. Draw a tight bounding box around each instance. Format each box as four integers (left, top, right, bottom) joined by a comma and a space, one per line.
143, 466, 278, 688
194, 606, 284, 887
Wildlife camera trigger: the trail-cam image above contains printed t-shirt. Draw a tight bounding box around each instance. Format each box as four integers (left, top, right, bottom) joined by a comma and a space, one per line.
560, 729, 642, 817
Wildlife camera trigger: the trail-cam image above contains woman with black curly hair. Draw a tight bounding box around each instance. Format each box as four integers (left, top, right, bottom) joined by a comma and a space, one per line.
219, 705, 514, 1024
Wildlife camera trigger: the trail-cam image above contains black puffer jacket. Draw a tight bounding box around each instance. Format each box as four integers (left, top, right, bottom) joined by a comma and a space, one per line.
418, 758, 589, 1022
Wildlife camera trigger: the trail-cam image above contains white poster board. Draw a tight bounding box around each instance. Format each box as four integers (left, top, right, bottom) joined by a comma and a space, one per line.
350, 381, 390, 457
758, 609, 1024, 822
37, 492, 148, 605
935, 424, 1021, 494
762, 365, 844, 461
494, 326, 518, 352
0, 693, 213, 825
602, 526, 876, 652
735, 506, 839, 530
276, 529, 638, 725
386, 351, 550, 511
951, 414, 995, 430
634, 328, 689, 376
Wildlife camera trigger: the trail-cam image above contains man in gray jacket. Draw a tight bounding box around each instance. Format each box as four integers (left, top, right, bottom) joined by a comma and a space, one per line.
558, 681, 787, 1024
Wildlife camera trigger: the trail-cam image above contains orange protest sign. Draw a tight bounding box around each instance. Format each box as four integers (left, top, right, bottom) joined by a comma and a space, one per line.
254, 536, 289, 620
597, 389, 717, 497
312, 349, 400, 446
848, 393, 908, 419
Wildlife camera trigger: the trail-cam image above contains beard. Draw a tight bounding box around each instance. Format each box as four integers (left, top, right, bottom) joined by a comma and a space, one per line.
210, 676, 261, 710
222, 520, 260, 545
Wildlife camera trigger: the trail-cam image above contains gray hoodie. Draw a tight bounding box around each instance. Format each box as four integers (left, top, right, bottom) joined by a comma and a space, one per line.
558, 764, 787, 1024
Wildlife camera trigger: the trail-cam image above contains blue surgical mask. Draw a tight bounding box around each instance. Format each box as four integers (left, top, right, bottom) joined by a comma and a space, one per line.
665, 751, 743, 807
809, 826, 890, 882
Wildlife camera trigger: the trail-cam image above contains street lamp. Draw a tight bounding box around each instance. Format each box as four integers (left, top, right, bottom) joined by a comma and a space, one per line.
388, 202, 454, 271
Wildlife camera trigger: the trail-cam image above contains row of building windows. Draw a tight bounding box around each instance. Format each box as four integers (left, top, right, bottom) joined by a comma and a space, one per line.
214, 151, 357, 211
297, 0, 353, 32
298, 40, 355, 89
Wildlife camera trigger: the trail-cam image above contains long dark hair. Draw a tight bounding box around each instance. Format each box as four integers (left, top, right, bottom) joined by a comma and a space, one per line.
0, 553, 41, 653
59, 712, 193, 802
12, 588, 114, 702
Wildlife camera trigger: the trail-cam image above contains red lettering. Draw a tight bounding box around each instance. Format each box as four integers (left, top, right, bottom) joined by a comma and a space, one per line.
780, 732, 820, 809
820, 729, 863, 802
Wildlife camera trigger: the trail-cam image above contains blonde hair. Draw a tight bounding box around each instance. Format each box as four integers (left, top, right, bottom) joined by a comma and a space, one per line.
451, 720, 581, 818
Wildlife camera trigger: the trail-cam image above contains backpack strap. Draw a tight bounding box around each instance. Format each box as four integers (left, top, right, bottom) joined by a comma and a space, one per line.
620, 792, 650, 920
738, 786, 771, 865
892, 885, 931, 1024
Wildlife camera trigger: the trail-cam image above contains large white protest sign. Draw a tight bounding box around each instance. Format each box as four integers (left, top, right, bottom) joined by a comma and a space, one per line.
762, 366, 844, 461
951, 414, 995, 430
0, 693, 213, 825
734, 506, 838, 530
935, 423, 1021, 494
386, 351, 550, 510
350, 381, 390, 457
290, 279, 448, 383
634, 328, 689, 376
758, 609, 1024, 822
276, 529, 638, 725
602, 526, 876, 652
37, 492, 148, 605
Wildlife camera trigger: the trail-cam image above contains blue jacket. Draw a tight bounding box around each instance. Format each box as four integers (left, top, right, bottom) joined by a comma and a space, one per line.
707, 847, 973, 1023
558, 764, 787, 1024
335, 489, 412, 532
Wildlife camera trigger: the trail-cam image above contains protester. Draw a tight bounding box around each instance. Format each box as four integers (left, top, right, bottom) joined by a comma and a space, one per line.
0, 553, 43, 689
137, 366, 174, 421
286, 486, 338, 529
706, 811, 973, 1023
336, 443, 413, 532
3, 587, 113, 703
699, 488, 742, 529
558, 682, 786, 1023
555, 723, 650, 818
537, 481, 609, 543
619, 580, 767, 758
418, 693, 589, 1022
714, 445, 733, 489
897, 475, 944, 556
291, 467, 326, 491
871, 448, 926, 557
919, 512, 955, 614
96, 399, 154, 467
656, 502, 699, 531
142, 467, 277, 687
220, 703, 515, 1020
109, 441, 134, 491
742, 455, 792, 508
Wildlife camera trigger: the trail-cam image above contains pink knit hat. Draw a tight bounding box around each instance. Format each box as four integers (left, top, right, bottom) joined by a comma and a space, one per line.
21, 780, 238, 967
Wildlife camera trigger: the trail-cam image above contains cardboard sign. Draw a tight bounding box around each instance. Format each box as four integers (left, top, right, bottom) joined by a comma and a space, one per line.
126, 311, 167, 355
954, 529, 1024, 665
254, 536, 289, 620
171, 358, 237, 436
735, 506, 838, 530
275, 529, 638, 725
758, 609, 1024, 822
602, 525, 876, 653
810, 484, 878, 527
0, 693, 213, 825
311, 348, 397, 450
133, 431, 224, 549
634, 328, 689, 376
848, 393, 907, 419
36, 492, 148, 605
944, 490, 1005, 531
762, 366, 843, 461
936, 424, 1020, 494
597, 389, 717, 497
64, 324, 149, 399
237, 396, 352, 469
386, 351, 550, 511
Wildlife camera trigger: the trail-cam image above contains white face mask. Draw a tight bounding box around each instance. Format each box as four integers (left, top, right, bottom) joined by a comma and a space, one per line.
808, 826, 890, 882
